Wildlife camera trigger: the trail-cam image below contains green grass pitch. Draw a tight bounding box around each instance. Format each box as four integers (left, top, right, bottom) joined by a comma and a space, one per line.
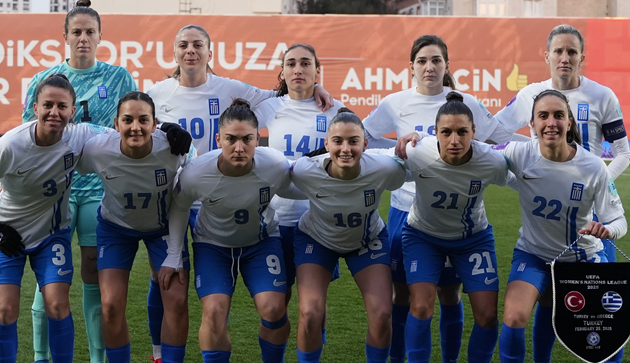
14, 172, 630, 362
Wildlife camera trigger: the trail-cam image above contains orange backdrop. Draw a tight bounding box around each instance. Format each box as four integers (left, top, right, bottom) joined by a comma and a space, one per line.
0, 14, 629, 135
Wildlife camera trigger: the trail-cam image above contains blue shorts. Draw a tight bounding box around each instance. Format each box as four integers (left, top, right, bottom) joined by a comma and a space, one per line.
508, 248, 608, 296
0, 228, 73, 287
96, 215, 190, 271
402, 223, 498, 293
294, 226, 390, 277
389, 207, 460, 286
193, 237, 287, 299
281, 225, 340, 287
69, 194, 101, 247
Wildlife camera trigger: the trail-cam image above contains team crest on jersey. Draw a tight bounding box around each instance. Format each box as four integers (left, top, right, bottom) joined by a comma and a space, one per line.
364, 189, 376, 207
63, 153, 74, 170
155, 169, 167, 187
316, 116, 327, 132
260, 187, 270, 204
97, 85, 107, 99
208, 98, 220, 116
577, 104, 590, 121
469, 180, 482, 195
570, 183, 584, 201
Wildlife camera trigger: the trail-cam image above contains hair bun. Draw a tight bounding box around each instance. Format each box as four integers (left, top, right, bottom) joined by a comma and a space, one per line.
445, 91, 464, 103
336, 107, 354, 115
230, 98, 251, 110
75, 0, 91, 8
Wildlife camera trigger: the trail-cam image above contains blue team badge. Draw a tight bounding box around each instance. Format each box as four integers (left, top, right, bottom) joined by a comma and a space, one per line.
469, 180, 482, 195
602, 291, 623, 312
570, 183, 584, 201
97, 85, 107, 99
577, 104, 590, 122
260, 187, 270, 204
63, 153, 74, 170
155, 169, 167, 187
316, 116, 327, 132
609, 178, 618, 196
364, 189, 376, 207
208, 98, 220, 116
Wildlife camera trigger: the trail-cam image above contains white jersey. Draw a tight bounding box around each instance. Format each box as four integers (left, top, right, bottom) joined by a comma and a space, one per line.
173, 147, 294, 248
406, 138, 508, 240
362, 87, 506, 212
147, 75, 276, 154
255, 95, 344, 226
495, 77, 625, 159
77, 132, 191, 232
0, 122, 109, 249
292, 153, 407, 253
502, 141, 624, 262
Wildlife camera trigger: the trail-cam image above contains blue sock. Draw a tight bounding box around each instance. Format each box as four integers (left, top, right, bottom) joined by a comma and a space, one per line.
607, 348, 624, 363
439, 301, 464, 363
499, 323, 525, 363
201, 350, 231, 363
148, 279, 164, 346
297, 347, 322, 363
390, 304, 409, 363
468, 322, 498, 363
532, 305, 554, 363
405, 313, 432, 363
162, 342, 186, 363
105, 342, 131, 363
0, 321, 17, 363
321, 328, 327, 344
259, 336, 287, 363
48, 314, 74, 363
365, 343, 389, 363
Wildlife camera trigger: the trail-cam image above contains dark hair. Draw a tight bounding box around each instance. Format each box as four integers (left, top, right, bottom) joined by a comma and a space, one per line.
547, 24, 584, 53
531, 89, 581, 145
434, 91, 473, 126
35, 73, 77, 106
64, 0, 100, 34
116, 91, 156, 120
170, 25, 216, 79
276, 44, 321, 97
410, 35, 456, 89
327, 107, 364, 132
218, 98, 258, 129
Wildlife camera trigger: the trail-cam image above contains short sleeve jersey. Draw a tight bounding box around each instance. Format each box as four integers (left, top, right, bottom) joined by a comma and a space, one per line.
147, 75, 276, 155
291, 153, 407, 253
22, 60, 138, 197
0, 122, 110, 249
405, 138, 508, 240
77, 132, 191, 232
255, 95, 344, 226
362, 87, 501, 212
495, 76, 626, 158
502, 140, 624, 262
173, 147, 292, 248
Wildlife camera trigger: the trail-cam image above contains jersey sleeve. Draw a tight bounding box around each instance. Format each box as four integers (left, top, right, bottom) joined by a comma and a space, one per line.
495, 86, 538, 134
234, 81, 276, 110
253, 98, 277, 130
593, 167, 625, 225
362, 100, 397, 139
22, 73, 42, 123
490, 151, 509, 187
119, 67, 139, 93
382, 156, 407, 191
499, 141, 521, 174
467, 97, 498, 142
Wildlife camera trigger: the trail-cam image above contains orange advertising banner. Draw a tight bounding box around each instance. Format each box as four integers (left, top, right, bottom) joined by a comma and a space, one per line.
0, 14, 629, 136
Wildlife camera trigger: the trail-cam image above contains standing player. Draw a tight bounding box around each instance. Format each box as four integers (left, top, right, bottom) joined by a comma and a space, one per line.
361, 34, 512, 363
0, 74, 111, 363
497, 89, 627, 363
146, 27, 333, 359
396, 92, 508, 363
76, 91, 192, 363
22, 2, 137, 362
494, 24, 630, 363
254, 43, 344, 338
291, 109, 407, 363
159, 99, 301, 363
